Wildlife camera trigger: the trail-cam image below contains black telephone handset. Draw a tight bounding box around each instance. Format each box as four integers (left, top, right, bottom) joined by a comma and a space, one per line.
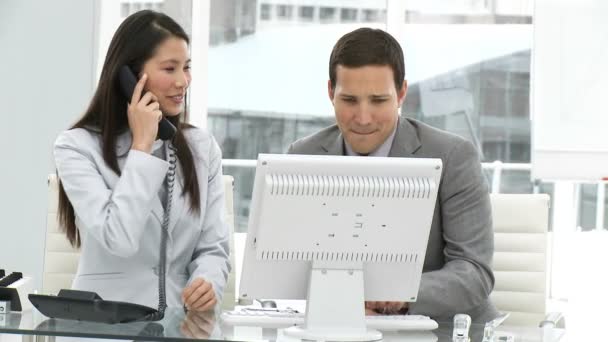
118, 65, 177, 141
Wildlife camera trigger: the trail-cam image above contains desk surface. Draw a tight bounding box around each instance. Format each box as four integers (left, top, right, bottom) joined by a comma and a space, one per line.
0, 308, 565, 342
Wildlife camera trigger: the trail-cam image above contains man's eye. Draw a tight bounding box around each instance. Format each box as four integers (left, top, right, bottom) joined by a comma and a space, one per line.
343, 98, 356, 103
165, 68, 175, 72
372, 98, 387, 103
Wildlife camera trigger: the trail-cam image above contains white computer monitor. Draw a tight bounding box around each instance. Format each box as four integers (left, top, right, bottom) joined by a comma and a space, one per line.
239, 154, 442, 341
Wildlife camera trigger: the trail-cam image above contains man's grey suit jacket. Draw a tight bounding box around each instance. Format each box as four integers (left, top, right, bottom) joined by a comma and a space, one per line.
287, 117, 499, 323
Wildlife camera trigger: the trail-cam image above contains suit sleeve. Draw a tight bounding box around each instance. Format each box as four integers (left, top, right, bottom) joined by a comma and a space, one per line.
408, 139, 495, 318
54, 131, 169, 258
187, 137, 231, 301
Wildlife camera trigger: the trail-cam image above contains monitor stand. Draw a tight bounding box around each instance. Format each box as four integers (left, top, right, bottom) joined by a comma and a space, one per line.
283, 261, 382, 342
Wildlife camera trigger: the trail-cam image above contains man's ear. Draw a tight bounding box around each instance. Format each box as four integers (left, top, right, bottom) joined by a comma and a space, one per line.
397, 80, 408, 107
327, 80, 335, 102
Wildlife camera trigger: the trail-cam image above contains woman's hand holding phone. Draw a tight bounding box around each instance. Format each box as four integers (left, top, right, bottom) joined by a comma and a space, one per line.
128, 73, 163, 153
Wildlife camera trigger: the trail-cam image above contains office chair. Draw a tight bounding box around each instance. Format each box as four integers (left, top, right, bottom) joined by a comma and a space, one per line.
43, 174, 237, 311
489, 193, 563, 328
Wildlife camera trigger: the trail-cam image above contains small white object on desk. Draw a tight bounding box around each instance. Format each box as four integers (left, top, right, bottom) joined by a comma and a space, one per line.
452, 313, 471, 342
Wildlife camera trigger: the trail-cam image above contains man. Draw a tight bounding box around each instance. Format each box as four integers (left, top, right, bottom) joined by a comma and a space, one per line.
287, 28, 499, 323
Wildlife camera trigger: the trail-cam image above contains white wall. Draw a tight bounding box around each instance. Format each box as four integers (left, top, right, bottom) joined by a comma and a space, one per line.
531, 0, 608, 181
0, 0, 96, 290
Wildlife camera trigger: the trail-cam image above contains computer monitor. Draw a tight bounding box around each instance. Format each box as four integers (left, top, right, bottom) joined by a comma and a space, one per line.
239, 154, 442, 341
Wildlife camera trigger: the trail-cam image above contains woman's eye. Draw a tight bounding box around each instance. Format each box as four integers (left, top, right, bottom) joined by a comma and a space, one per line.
165, 68, 175, 72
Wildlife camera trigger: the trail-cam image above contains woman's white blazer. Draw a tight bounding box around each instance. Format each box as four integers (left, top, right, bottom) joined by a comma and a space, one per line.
54, 126, 230, 308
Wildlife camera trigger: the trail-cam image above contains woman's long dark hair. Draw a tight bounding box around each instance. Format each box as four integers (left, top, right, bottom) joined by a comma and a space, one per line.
58, 10, 200, 248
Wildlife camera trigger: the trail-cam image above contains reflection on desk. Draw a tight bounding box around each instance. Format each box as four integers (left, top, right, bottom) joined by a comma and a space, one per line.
0, 308, 566, 342
221, 325, 438, 341
34, 319, 164, 338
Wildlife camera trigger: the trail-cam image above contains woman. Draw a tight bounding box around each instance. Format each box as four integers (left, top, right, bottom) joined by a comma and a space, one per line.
54, 10, 230, 313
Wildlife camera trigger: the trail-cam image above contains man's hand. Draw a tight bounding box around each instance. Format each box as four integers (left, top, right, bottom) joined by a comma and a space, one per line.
365, 301, 408, 315
182, 278, 217, 312
180, 310, 215, 339
365, 308, 379, 316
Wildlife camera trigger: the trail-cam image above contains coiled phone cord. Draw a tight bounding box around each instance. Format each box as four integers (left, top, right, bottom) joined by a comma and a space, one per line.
145, 143, 177, 321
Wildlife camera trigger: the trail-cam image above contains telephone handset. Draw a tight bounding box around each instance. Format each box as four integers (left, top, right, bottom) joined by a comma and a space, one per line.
118, 65, 177, 141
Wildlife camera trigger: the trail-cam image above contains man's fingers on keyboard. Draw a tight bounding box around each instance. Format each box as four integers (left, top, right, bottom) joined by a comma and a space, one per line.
387, 301, 405, 312
365, 308, 379, 316
365, 301, 380, 310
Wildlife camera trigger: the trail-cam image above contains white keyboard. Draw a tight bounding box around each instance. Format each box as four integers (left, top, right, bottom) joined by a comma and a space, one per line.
221, 309, 438, 331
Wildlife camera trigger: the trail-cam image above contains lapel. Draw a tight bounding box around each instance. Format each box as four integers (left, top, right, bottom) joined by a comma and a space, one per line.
388, 117, 422, 157
319, 128, 346, 155
115, 131, 166, 229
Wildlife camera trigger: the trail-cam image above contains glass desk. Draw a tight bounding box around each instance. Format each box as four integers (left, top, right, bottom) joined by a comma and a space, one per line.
0, 308, 565, 341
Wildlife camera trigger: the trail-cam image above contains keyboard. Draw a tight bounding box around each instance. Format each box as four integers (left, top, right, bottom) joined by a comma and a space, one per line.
221, 309, 438, 331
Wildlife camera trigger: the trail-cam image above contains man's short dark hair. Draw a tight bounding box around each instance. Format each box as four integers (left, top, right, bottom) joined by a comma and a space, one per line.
329, 28, 405, 92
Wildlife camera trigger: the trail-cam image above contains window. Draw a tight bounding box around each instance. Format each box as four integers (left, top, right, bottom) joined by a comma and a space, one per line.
260, 3, 271, 20
362, 9, 379, 22
205, 1, 541, 232
276, 5, 293, 20
96, 1, 191, 80
207, 1, 387, 231
120, 3, 129, 17
319, 7, 336, 22
340, 8, 357, 22
298, 6, 314, 21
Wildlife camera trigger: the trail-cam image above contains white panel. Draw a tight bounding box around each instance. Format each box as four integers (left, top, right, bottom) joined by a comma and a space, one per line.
46, 233, 76, 253
0, 0, 96, 292
532, 0, 608, 181
42, 274, 76, 295
46, 214, 60, 234
43, 173, 81, 290
188, 0, 209, 128
222, 175, 236, 310
490, 291, 546, 314
494, 271, 546, 293
47, 175, 59, 214
490, 194, 551, 323
494, 233, 546, 253
501, 311, 546, 327
43, 253, 81, 274
490, 194, 549, 233
533, 150, 608, 181
493, 252, 545, 272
